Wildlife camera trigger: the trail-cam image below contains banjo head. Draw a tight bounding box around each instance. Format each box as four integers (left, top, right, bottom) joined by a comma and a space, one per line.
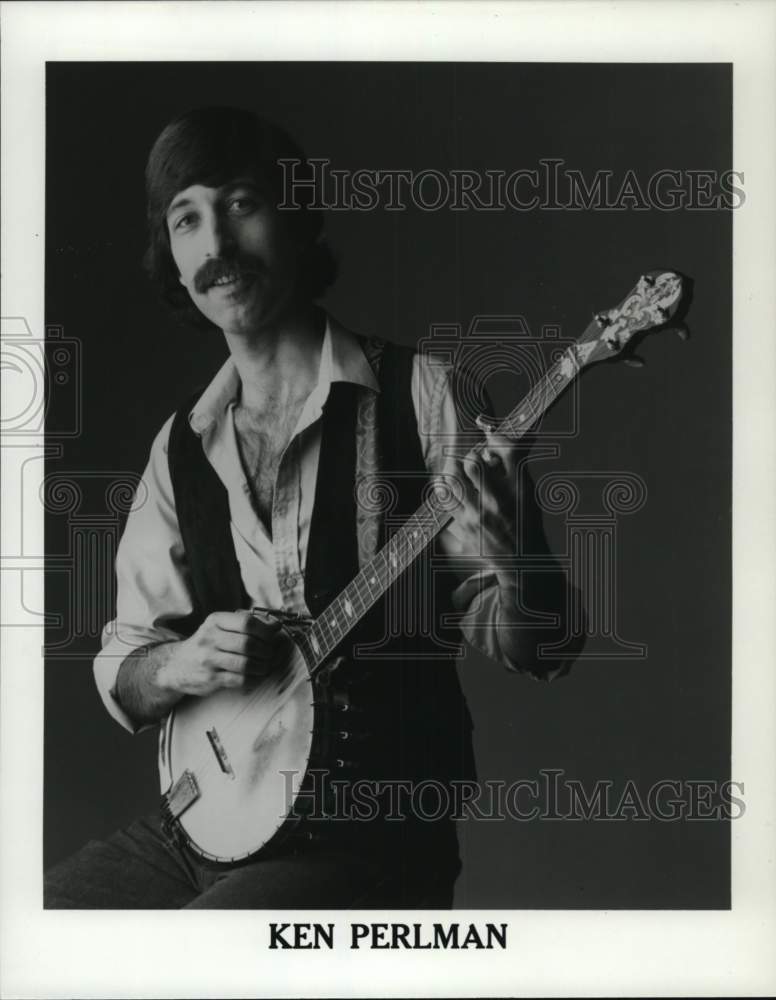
162, 636, 315, 863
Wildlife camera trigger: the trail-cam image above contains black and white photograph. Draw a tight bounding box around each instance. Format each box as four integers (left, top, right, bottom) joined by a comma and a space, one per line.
1, 2, 775, 997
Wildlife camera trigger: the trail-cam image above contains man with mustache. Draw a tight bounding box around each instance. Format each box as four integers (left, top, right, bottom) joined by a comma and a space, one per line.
44, 107, 580, 909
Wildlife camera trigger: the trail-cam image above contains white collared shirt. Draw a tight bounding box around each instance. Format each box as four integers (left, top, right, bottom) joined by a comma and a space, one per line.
94, 315, 511, 732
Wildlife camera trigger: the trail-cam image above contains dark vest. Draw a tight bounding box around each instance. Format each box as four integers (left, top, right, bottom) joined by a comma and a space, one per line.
166, 340, 476, 828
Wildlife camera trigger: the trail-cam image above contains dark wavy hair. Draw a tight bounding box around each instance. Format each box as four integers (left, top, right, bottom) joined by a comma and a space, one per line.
143, 107, 338, 329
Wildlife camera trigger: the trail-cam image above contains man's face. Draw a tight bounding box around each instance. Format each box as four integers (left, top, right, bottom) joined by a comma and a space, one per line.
166, 177, 302, 335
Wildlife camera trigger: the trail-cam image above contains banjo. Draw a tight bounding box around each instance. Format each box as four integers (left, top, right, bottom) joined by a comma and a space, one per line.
160, 270, 685, 863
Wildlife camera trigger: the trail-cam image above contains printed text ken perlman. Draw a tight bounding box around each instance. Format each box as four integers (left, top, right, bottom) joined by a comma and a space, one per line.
269, 922, 507, 950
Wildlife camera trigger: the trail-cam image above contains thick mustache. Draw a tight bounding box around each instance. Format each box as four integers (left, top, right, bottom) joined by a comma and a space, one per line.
193, 257, 262, 294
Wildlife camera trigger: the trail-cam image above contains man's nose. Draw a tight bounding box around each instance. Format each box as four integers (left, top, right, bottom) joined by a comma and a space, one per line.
202, 211, 236, 258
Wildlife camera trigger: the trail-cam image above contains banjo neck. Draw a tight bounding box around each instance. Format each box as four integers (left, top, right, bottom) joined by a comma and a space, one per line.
294, 325, 595, 673
292, 268, 684, 674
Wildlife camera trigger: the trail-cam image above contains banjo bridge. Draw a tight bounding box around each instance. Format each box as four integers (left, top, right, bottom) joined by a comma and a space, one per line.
206, 726, 235, 778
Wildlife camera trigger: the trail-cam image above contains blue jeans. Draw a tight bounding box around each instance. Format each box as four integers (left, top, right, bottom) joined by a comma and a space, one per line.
44, 814, 461, 909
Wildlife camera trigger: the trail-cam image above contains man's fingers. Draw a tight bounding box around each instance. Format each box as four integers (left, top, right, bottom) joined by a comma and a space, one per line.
215, 669, 246, 689
461, 451, 505, 496
481, 430, 519, 477
214, 652, 273, 678
460, 448, 518, 519
460, 454, 499, 515
248, 609, 284, 634
214, 630, 277, 661
452, 456, 481, 509
208, 609, 283, 639
482, 429, 515, 452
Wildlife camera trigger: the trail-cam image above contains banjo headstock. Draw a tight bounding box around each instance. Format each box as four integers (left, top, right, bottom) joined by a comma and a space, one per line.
573, 270, 684, 368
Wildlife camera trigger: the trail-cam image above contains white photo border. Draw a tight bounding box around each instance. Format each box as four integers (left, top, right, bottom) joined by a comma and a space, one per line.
1, 1, 775, 996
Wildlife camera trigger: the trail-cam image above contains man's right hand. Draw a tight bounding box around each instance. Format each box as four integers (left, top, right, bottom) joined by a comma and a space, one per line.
115, 610, 284, 727
156, 610, 283, 697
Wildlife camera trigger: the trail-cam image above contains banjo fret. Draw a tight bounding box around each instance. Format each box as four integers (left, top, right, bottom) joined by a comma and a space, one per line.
304, 499, 448, 673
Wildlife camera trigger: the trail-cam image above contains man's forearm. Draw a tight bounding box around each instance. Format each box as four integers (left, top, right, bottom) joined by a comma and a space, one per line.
115, 641, 185, 728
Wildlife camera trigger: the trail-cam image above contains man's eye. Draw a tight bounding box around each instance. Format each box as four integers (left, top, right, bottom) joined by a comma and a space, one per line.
228, 196, 259, 214
173, 213, 197, 231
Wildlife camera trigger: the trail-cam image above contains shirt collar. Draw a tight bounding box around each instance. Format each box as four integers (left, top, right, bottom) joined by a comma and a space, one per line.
188, 314, 380, 436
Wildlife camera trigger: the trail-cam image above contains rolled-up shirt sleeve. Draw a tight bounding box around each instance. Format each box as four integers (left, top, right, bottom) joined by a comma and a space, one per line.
449, 571, 572, 681
93, 413, 195, 732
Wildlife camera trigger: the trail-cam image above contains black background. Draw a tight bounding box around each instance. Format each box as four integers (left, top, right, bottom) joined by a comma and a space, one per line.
45, 62, 731, 907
